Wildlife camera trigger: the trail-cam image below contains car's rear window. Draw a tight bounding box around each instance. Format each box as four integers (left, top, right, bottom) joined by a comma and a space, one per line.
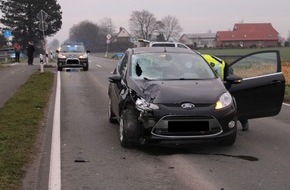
131, 53, 216, 80
151, 44, 175, 47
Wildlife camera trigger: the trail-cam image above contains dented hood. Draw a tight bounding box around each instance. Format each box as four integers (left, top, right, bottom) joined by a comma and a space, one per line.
127, 77, 227, 104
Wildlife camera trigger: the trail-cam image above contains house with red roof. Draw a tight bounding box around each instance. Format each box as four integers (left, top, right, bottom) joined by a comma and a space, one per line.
216, 23, 279, 48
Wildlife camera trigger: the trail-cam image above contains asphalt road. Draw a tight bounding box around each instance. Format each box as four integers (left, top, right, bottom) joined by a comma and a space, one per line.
3, 57, 289, 190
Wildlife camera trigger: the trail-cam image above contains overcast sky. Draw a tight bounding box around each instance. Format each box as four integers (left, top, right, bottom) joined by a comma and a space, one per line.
50, 0, 290, 43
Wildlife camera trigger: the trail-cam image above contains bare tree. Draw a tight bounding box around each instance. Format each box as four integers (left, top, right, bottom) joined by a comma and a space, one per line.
69, 20, 99, 51
49, 38, 60, 50
161, 15, 183, 41
129, 10, 158, 40
99, 17, 116, 36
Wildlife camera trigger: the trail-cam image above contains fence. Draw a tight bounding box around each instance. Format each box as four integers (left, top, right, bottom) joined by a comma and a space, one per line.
0, 48, 14, 63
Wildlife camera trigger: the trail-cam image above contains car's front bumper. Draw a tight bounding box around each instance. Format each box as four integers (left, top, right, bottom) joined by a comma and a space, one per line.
138, 104, 237, 142
57, 58, 88, 68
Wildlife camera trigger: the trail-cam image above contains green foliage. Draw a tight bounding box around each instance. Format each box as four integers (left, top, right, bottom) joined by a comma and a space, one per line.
0, 0, 62, 47
0, 71, 53, 189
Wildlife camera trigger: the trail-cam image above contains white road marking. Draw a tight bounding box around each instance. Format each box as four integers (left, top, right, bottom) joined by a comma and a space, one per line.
283, 102, 290, 107
96, 64, 102, 68
49, 71, 61, 190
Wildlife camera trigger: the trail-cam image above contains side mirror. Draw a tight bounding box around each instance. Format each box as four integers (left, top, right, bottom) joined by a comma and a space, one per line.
108, 75, 122, 83
225, 75, 243, 84
224, 75, 242, 89
56, 50, 59, 53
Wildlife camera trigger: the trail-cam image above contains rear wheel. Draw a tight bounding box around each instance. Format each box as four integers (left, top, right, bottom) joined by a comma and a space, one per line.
119, 109, 141, 148
57, 66, 63, 71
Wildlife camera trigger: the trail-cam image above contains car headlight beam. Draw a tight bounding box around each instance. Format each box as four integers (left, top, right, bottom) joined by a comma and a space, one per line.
136, 98, 159, 112
58, 54, 66, 59
215, 92, 232, 110
79, 54, 88, 59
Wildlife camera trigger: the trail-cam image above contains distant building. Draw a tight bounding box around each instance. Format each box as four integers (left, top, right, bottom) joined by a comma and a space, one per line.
111, 27, 134, 51
112, 27, 132, 43
216, 23, 279, 48
180, 33, 216, 48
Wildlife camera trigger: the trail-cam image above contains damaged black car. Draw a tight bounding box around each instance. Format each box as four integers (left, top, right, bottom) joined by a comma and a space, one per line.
108, 47, 285, 148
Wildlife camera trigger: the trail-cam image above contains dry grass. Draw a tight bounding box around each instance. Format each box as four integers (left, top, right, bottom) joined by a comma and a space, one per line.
282, 62, 290, 85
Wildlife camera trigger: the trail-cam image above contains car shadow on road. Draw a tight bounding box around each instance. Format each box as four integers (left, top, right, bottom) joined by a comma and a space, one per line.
138, 143, 259, 162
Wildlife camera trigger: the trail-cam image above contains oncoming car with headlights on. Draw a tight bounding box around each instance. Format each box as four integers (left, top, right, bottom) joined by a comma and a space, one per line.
108, 47, 285, 148
56, 43, 90, 71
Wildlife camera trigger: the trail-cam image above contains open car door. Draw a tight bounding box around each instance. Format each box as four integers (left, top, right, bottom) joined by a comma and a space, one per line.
227, 50, 285, 120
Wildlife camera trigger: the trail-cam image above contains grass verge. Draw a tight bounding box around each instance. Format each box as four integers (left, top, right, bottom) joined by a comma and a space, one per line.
0, 71, 54, 189
284, 85, 290, 102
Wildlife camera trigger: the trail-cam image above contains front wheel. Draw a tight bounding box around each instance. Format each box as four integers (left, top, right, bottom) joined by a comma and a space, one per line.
119, 109, 141, 148
108, 98, 117, 123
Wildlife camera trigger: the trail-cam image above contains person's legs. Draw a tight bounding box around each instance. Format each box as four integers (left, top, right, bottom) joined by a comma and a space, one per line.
28, 55, 32, 65
16, 52, 20, 62
240, 119, 249, 131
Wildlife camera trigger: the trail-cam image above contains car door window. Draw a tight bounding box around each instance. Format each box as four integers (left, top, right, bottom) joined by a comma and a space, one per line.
228, 50, 285, 120
230, 51, 280, 79
118, 53, 128, 77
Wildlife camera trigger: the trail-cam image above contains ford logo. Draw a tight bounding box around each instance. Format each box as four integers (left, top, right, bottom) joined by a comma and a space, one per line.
181, 103, 195, 109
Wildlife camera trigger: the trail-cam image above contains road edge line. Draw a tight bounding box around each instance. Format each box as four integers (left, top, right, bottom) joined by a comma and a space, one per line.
48, 71, 61, 190
283, 102, 290, 107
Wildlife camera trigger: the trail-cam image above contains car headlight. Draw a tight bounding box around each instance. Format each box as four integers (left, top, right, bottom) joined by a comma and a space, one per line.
58, 54, 66, 59
136, 98, 159, 112
215, 92, 232, 110
79, 54, 88, 59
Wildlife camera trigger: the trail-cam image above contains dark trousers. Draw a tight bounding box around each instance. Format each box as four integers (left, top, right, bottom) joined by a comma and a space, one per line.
15, 52, 20, 62
28, 54, 34, 65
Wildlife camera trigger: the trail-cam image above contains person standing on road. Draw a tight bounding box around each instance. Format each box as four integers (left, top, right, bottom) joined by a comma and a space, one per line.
14, 42, 21, 62
27, 41, 35, 65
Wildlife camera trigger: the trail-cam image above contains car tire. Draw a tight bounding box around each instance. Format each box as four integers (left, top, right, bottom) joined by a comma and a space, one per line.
220, 127, 237, 146
108, 98, 117, 123
57, 66, 63, 71
119, 109, 141, 148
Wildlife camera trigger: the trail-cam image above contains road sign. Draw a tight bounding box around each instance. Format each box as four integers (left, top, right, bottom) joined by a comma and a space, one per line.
3, 30, 12, 38
37, 10, 49, 32
106, 39, 110, 44
37, 10, 48, 21
106, 34, 111, 40
39, 22, 48, 32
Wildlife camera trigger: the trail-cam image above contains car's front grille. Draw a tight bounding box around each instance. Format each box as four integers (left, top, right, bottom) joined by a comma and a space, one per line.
151, 115, 222, 138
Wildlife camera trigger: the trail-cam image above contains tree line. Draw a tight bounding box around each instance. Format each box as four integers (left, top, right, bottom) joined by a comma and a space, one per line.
0, 1, 183, 52
51, 10, 184, 52
1, 1, 289, 52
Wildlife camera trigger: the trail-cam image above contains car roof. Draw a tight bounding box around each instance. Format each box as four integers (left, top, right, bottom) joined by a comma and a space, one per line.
149, 41, 191, 49
130, 47, 198, 54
